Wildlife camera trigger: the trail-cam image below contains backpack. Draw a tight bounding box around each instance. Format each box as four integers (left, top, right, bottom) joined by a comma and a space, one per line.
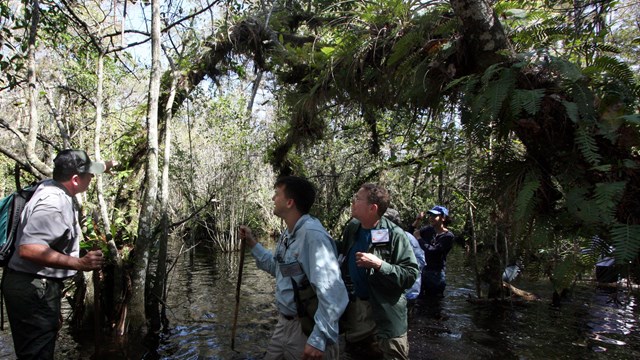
0, 183, 40, 266
0, 182, 40, 330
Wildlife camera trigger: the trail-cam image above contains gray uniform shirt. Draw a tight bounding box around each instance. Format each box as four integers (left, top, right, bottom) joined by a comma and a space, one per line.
8, 179, 81, 279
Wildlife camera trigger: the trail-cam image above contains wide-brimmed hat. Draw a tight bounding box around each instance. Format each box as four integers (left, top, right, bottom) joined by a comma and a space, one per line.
54, 149, 106, 175
427, 205, 448, 217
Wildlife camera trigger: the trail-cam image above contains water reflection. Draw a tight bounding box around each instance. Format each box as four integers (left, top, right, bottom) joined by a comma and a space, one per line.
155, 248, 275, 359
1, 246, 639, 359
407, 250, 640, 359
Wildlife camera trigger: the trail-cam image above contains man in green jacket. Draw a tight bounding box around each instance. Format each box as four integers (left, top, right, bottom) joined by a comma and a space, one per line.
338, 183, 419, 359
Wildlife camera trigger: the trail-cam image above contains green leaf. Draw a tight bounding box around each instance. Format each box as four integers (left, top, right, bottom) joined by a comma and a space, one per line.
515, 177, 540, 223
593, 181, 626, 223
574, 125, 601, 166
584, 55, 634, 83
483, 68, 515, 120
321, 47, 335, 56
563, 101, 579, 123
612, 223, 640, 263
511, 89, 545, 116
387, 32, 421, 67
566, 187, 599, 224
620, 114, 640, 126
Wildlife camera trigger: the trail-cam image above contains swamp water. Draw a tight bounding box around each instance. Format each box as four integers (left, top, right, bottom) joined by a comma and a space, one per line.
1, 245, 638, 359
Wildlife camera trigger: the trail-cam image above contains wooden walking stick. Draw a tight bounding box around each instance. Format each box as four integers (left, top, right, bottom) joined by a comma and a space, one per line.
231, 235, 246, 350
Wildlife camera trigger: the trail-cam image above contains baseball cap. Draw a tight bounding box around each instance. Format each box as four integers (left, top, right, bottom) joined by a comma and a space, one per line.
53, 149, 106, 175
427, 205, 449, 217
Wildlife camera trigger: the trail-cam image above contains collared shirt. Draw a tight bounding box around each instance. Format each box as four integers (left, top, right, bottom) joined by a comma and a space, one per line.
251, 214, 349, 351
8, 179, 81, 279
338, 217, 419, 338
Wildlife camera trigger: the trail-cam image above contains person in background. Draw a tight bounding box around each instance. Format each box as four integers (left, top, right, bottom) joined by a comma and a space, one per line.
239, 176, 348, 360
338, 183, 419, 360
3, 149, 111, 360
410, 205, 454, 298
383, 208, 425, 306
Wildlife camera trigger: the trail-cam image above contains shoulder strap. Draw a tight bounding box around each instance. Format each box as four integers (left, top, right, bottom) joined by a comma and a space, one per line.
1, 270, 6, 330
0, 182, 42, 331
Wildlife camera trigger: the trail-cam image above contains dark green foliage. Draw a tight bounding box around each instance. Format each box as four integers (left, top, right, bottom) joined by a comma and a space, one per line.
510, 89, 545, 117
612, 224, 640, 263
168, 0, 640, 294
514, 175, 539, 224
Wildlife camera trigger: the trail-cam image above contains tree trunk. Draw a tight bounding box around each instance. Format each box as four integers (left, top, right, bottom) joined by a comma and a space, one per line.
25, 0, 50, 178
449, 0, 513, 73
94, 52, 112, 235
129, 0, 161, 337
466, 139, 482, 298
149, 59, 178, 334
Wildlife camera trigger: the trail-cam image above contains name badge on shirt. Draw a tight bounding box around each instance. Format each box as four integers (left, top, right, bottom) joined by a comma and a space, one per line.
371, 229, 390, 245
280, 261, 304, 277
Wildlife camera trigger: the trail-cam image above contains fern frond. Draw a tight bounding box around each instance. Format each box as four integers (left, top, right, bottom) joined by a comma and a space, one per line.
593, 181, 626, 223
620, 114, 640, 127
388, 31, 422, 67
563, 101, 579, 123
566, 186, 599, 224
515, 177, 540, 223
512, 22, 567, 47
530, 219, 553, 249
580, 236, 612, 266
549, 56, 583, 82
611, 223, 640, 263
432, 14, 459, 37
484, 68, 515, 120
511, 88, 545, 116
590, 164, 611, 172
585, 43, 621, 54
567, 82, 596, 124
574, 125, 601, 166
584, 55, 635, 83
444, 74, 477, 93
552, 256, 582, 293
481, 63, 505, 85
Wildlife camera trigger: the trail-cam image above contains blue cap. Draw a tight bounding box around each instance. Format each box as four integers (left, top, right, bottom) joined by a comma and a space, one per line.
427, 205, 448, 217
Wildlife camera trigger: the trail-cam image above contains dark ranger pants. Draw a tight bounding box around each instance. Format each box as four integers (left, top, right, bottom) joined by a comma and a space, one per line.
2, 269, 63, 360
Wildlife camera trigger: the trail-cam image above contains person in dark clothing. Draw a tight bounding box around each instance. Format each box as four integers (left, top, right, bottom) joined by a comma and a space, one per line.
409, 206, 454, 297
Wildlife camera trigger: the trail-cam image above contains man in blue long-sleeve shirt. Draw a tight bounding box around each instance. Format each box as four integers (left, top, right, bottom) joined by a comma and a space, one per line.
239, 176, 348, 359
